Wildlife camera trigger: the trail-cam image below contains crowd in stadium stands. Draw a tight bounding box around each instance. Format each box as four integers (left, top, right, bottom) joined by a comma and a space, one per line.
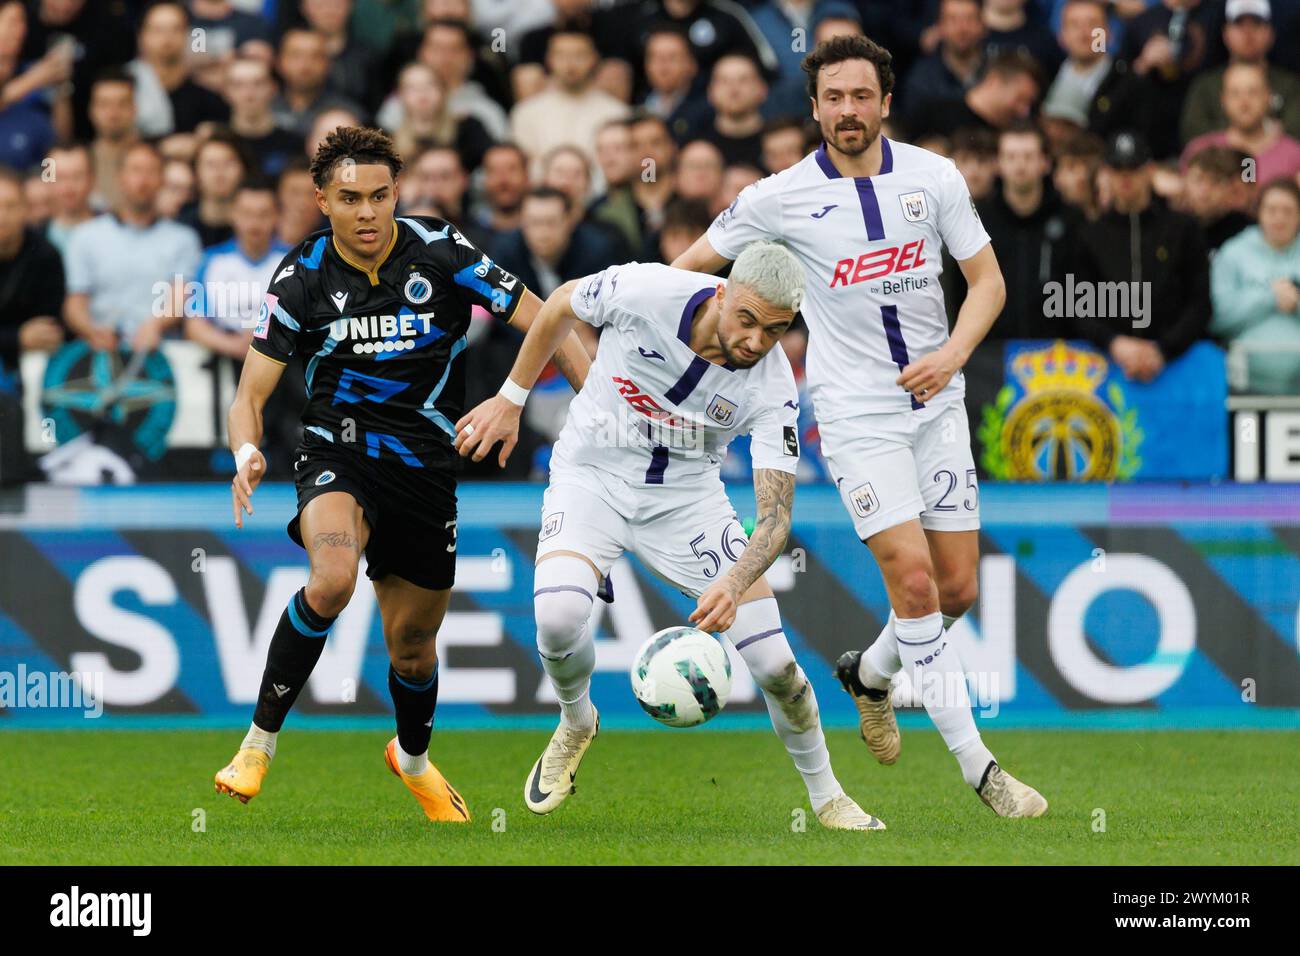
3, 0, 1300, 480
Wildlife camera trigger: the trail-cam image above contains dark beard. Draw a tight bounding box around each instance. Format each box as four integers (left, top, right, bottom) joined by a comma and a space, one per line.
825, 120, 880, 157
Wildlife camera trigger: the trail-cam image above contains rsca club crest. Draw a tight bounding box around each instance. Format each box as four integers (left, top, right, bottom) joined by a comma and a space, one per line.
706, 393, 738, 426
899, 191, 928, 222
404, 272, 433, 305
978, 340, 1142, 481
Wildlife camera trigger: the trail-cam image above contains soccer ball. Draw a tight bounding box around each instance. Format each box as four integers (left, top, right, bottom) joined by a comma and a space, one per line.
630, 626, 732, 727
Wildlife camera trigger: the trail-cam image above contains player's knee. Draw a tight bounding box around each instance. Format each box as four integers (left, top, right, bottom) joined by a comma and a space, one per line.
306, 565, 358, 617
534, 590, 592, 655
895, 565, 938, 616
939, 575, 978, 618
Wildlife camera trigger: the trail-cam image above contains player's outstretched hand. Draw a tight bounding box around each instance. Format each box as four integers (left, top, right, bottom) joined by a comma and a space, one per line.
897, 347, 959, 403
454, 395, 522, 468
690, 580, 739, 634
232, 449, 267, 529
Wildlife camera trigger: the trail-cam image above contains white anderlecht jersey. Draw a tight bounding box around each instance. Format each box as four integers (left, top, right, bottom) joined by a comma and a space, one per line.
553, 262, 801, 489
707, 137, 990, 422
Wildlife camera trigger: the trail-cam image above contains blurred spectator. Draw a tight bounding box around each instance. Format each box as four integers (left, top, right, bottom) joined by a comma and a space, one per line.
903, 0, 987, 126
23, 170, 51, 228
908, 50, 1042, 142
384, 19, 508, 140
587, 118, 643, 253
760, 117, 812, 174
389, 61, 491, 172
19, 0, 136, 142
750, 0, 820, 119
718, 162, 763, 213
812, 2, 866, 46
1071, 130, 1210, 382
1182, 62, 1300, 188
127, 2, 230, 140
400, 144, 474, 228
675, 139, 725, 211
641, 24, 711, 145
187, 177, 288, 360
178, 130, 250, 247
515, 0, 626, 103
225, 56, 304, 178
979, 123, 1075, 338
1210, 177, 1300, 392
492, 186, 621, 298
188, 0, 275, 66
0, 34, 56, 172
702, 54, 767, 168
1053, 129, 1104, 219
511, 30, 630, 178
157, 156, 196, 219
44, 142, 95, 254
0, 166, 65, 380
624, 0, 780, 98
385, 5, 513, 117
1181, 0, 1300, 144
657, 195, 712, 263
1181, 146, 1255, 251
984, 0, 1062, 76
1119, 0, 1227, 159
272, 27, 366, 141
629, 112, 679, 237
952, 127, 999, 201
301, 0, 378, 112
470, 141, 530, 251
307, 107, 364, 157
88, 69, 140, 212
540, 143, 594, 222
1043, 0, 1150, 144
276, 156, 325, 246
1, 0, 69, 163
63, 141, 201, 354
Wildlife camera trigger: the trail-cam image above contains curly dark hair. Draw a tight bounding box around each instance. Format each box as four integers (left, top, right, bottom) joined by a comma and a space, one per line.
801, 34, 895, 102
309, 126, 405, 189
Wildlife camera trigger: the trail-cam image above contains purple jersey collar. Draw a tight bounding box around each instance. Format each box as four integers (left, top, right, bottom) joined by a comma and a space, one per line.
815, 136, 893, 179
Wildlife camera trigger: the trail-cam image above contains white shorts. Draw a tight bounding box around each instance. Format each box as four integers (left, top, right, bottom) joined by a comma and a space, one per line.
536, 467, 749, 599
820, 400, 980, 541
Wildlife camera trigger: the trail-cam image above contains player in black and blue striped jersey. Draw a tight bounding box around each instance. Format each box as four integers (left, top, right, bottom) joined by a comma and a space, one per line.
214, 126, 591, 822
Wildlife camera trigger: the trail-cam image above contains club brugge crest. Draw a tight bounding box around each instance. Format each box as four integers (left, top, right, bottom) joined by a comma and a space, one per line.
899, 190, 928, 222
848, 481, 879, 518
706, 393, 738, 426
404, 272, 433, 305
539, 511, 564, 540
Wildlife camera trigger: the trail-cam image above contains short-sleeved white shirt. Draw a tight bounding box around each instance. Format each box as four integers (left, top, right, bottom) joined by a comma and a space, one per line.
552, 262, 801, 490
706, 137, 989, 422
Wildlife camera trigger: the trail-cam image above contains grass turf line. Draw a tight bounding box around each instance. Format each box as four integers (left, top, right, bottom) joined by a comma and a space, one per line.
2, 729, 1295, 865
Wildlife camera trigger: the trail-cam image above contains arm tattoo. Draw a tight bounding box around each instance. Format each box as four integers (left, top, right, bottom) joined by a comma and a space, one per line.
726, 468, 794, 595
311, 531, 358, 553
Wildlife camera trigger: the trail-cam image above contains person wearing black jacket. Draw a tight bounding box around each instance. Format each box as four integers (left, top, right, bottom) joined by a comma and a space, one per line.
1070, 130, 1210, 382
977, 123, 1077, 338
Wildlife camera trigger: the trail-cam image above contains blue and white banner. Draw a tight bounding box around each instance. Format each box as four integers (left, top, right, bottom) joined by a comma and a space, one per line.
1, 483, 1297, 728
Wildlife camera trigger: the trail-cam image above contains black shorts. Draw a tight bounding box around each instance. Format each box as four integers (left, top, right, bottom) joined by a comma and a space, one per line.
287, 435, 458, 591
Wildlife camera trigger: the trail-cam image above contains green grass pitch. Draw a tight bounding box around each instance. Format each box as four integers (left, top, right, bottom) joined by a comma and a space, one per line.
2, 728, 1296, 865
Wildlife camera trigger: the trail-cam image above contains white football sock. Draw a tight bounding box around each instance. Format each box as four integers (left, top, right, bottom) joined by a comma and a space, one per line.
728, 598, 842, 808
242, 722, 276, 759
534, 555, 599, 730
858, 612, 900, 690
396, 740, 428, 775
895, 612, 995, 788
